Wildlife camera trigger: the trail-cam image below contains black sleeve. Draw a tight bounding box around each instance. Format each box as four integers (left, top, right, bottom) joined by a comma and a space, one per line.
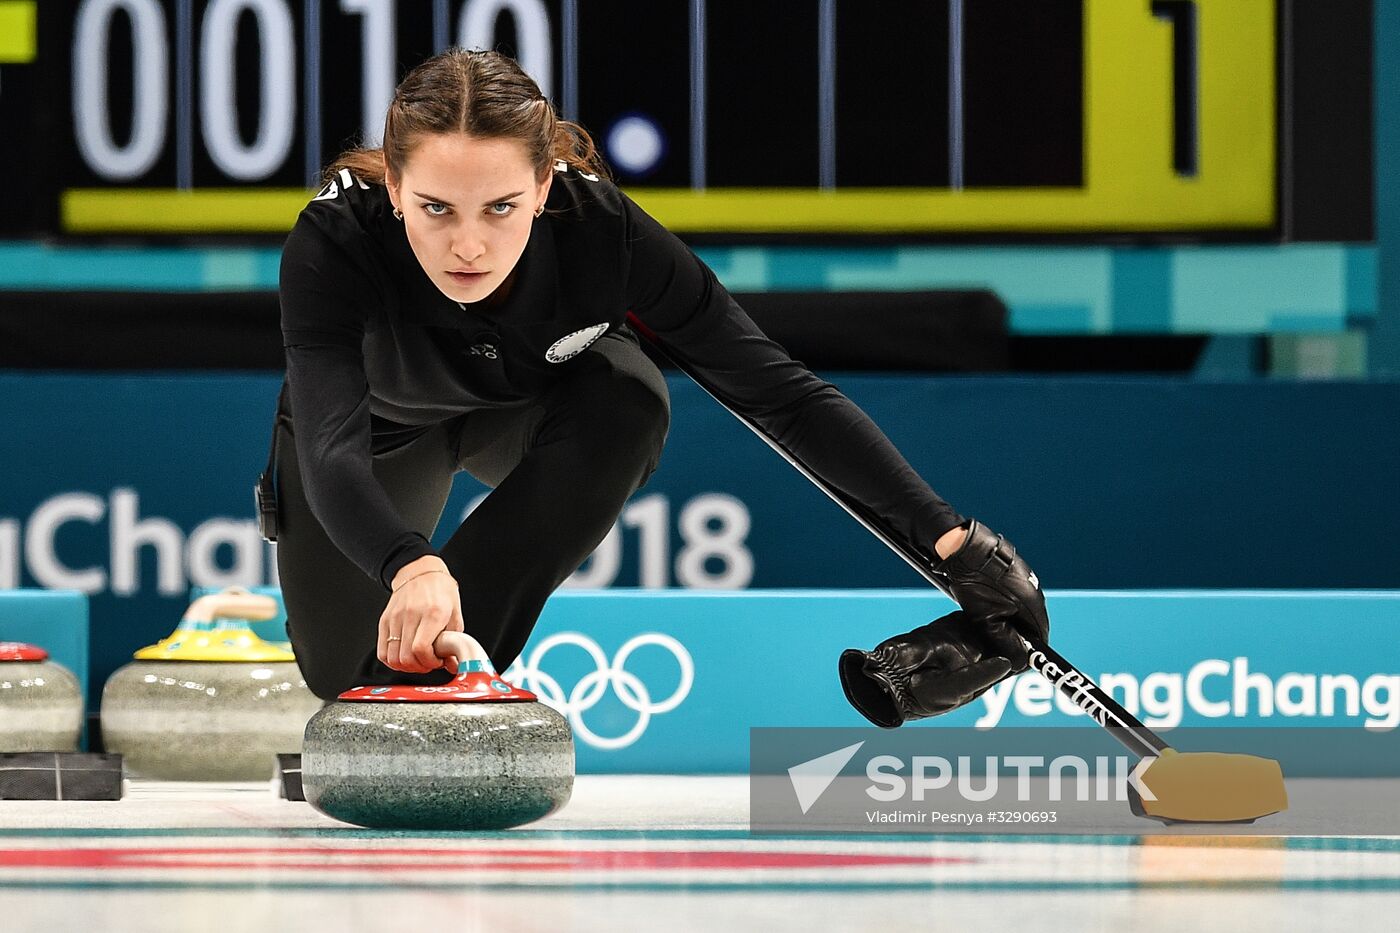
279, 221, 436, 589
620, 192, 965, 565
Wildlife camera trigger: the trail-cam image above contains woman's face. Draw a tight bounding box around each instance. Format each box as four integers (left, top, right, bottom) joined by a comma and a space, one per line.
386, 133, 551, 305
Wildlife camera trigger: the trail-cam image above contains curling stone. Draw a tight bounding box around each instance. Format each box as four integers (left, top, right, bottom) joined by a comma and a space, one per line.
0, 642, 83, 752
302, 631, 574, 830
101, 588, 322, 780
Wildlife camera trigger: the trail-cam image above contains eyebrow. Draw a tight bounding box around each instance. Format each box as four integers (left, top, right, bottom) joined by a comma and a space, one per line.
411, 190, 526, 207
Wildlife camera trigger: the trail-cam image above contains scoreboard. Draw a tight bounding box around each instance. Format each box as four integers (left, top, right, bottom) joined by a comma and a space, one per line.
0, 0, 1278, 236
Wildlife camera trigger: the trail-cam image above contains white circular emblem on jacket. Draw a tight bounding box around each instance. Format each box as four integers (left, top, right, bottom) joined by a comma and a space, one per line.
546, 323, 610, 363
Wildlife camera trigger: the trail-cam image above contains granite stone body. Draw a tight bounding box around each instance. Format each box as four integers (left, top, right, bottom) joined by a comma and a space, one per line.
302, 700, 575, 830
101, 661, 322, 780
0, 660, 83, 752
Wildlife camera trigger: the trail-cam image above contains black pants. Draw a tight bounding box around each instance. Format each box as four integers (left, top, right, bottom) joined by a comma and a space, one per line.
273, 332, 671, 701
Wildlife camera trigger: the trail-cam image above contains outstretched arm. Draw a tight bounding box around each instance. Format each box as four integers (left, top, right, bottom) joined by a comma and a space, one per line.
620, 193, 966, 566
620, 193, 1048, 723
280, 222, 437, 589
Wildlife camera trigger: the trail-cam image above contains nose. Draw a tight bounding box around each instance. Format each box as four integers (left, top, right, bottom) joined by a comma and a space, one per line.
450, 222, 487, 264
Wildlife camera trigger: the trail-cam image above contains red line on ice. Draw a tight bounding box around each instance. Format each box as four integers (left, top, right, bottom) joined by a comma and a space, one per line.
0, 846, 973, 873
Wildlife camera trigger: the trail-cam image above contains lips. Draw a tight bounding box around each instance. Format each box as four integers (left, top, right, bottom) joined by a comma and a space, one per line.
448, 271, 487, 285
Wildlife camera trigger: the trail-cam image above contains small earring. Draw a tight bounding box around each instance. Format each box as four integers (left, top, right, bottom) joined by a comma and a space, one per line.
392, 207, 404, 221
534, 205, 545, 217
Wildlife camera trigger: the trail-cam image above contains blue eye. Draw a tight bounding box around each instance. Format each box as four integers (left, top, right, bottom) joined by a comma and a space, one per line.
489, 202, 517, 216
423, 202, 449, 216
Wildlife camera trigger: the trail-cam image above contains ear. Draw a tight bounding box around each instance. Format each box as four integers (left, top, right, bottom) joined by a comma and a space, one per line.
383, 154, 400, 211
535, 169, 554, 212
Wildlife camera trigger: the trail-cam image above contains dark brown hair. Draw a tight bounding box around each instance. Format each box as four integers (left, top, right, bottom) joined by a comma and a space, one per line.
327, 48, 609, 187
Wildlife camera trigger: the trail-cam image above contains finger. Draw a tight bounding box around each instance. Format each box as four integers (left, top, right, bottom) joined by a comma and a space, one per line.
939, 656, 1016, 704
980, 618, 1030, 667
929, 638, 978, 671
387, 611, 412, 671
412, 622, 441, 672
445, 601, 466, 668
420, 606, 454, 670
377, 607, 391, 666
910, 656, 1014, 713
393, 610, 420, 672
1012, 604, 1050, 643
378, 601, 396, 658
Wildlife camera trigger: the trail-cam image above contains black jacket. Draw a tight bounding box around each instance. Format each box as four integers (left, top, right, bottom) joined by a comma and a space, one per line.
279, 162, 963, 588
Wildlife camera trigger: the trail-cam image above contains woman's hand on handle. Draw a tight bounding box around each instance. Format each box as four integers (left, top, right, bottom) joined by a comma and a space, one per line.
379, 556, 465, 673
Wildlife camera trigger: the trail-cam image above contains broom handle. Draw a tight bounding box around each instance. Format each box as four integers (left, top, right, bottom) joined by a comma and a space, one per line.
1022, 637, 1169, 757
629, 314, 1170, 759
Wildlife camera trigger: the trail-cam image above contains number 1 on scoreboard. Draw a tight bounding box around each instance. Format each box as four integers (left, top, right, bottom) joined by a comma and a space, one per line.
1152, 0, 1200, 177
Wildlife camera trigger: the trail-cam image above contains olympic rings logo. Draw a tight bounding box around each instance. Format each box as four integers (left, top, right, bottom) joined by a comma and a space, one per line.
500, 632, 694, 750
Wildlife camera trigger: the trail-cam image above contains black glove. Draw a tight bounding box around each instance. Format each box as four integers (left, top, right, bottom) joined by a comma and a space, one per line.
838, 520, 1050, 728
930, 519, 1049, 660
838, 610, 1018, 727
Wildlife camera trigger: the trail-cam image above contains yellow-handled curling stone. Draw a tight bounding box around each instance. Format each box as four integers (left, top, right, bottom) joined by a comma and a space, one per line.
100, 587, 322, 780
0, 642, 83, 753
302, 630, 574, 830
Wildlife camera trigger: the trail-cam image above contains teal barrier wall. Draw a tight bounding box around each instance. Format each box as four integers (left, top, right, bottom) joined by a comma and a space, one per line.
2, 369, 1400, 706
73, 588, 1400, 773
519, 589, 1400, 772
4, 583, 1397, 773
2, 372, 1397, 706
